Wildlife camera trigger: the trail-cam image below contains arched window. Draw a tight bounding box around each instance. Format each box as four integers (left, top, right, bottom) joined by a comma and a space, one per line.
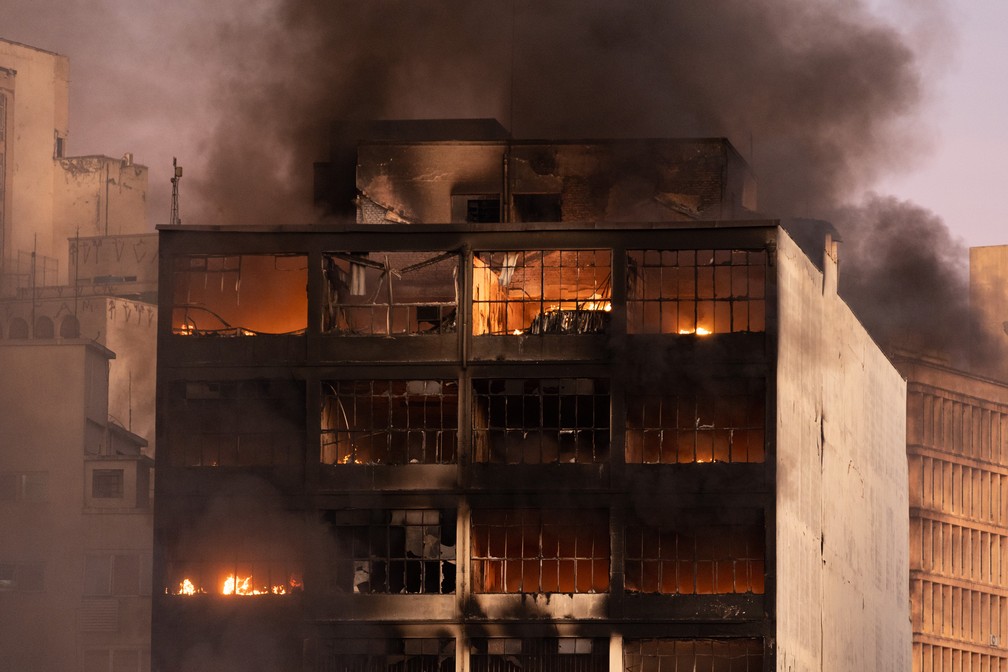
60, 315, 81, 338
34, 316, 54, 339
9, 318, 28, 339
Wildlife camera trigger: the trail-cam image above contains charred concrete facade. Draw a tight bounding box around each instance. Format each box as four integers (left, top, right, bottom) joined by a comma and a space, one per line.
154, 211, 909, 669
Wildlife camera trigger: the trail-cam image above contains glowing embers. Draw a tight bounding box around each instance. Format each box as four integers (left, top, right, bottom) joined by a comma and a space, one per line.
470, 509, 609, 593
627, 249, 766, 335
313, 638, 455, 672
624, 520, 765, 595
470, 638, 607, 672
472, 378, 610, 464
623, 638, 763, 672
170, 566, 303, 597
171, 254, 308, 336
325, 509, 456, 595
320, 380, 458, 466
625, 381, 766, 464
323, 251, 458, 336
472, 249, 612, 336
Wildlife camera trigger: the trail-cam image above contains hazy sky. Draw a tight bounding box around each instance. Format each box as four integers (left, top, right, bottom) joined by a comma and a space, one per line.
4, 0, 1005, 248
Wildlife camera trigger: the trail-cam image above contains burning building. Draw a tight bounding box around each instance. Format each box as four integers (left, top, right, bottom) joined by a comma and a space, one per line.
153, 127, 909, 671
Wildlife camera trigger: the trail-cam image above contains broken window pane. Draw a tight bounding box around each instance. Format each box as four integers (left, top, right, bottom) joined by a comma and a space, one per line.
470, 509, 609, 593
470, 638, 607, 672
624, 638, 763, 672
312, 638, 455, 672
323, 251, 458, 336
627, 249, 766, 335
624, 520, 764, 595
321, 380, 458, 466
625, 380, 766, 464
472, 250, 611, 336
472, 378, 610, 464
171, 254, 307, 336
165, 380, 305, 468
325, 509, 456, 595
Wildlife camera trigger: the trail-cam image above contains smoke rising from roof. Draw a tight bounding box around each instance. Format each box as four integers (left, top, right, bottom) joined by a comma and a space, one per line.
187, 0, 926, 225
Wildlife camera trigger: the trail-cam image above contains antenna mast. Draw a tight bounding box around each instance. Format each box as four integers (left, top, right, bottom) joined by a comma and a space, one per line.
170, 157, 183, 226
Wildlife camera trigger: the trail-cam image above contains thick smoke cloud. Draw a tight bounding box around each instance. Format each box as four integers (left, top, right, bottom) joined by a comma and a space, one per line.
187, 0, 924, 225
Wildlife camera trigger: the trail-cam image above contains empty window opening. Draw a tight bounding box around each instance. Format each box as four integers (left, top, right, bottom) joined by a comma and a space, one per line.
627, 249, 766, 335
323, 251, 458, 336
167, 380, 305, 468
513, 193, 562, 222
472, 249, 611, 336
92, 469, 124, 499
313, 638, 455, 672
321, 380, 458, 466
325, 509, 456, 595
625, 382, 765, 464
470, 638, 607, 672
0, 472, 48, 502
471, 509, 609, 593
624, 521, 764, 595
624, 639, 763, 672
472, 378, 610, 464
171, 254, 308, 336
467, 196, 501, 223
167, 548, 303, 597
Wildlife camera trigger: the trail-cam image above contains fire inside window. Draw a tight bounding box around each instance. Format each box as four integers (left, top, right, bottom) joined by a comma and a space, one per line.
321, 380, 459, 466
323, 251, 458, 336
171, 254, 308, 336
626, 249, 766, 335
470, 509, 609, 593
472, 249, 611, 336
624, 520, 765, 595
312, 638, 455, 672
623, 638, 764, 672
325, 509, 456, 595
470, 638, 607, 672
168, 557, 303, 597
625, 380, 766, 464
167, 380, 305, 468
472, 378, 610, 464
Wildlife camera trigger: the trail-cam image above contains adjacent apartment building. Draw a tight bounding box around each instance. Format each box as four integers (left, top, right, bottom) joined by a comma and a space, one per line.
153, 131, 910, 671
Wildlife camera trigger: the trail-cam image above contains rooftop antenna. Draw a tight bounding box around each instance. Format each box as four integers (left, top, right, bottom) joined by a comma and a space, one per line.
170, 157, 183, 226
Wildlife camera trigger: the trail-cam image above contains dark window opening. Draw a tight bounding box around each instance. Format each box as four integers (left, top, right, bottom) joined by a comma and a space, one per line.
472, 249, 611, 336
92, 469, 124, 499
471, 509, 609, 593
312, 638, 455, 672
325, 509, 456, 595
625, 380, 766, 464
167, 379, 305, 468
627, 249, 766, 335
323, 251, 458, 336
0, 562, 44, 592
321, 380, 458, 466
60, 314, 80, 338
470, 638, 607, 672
0, 472, 48, 502
624, 639, 763, 672
467, 197, 501, 223
84, 553, 142, 596
624, 520, 764, 595
513, 193, 562, 222
472, 378, 610, 464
